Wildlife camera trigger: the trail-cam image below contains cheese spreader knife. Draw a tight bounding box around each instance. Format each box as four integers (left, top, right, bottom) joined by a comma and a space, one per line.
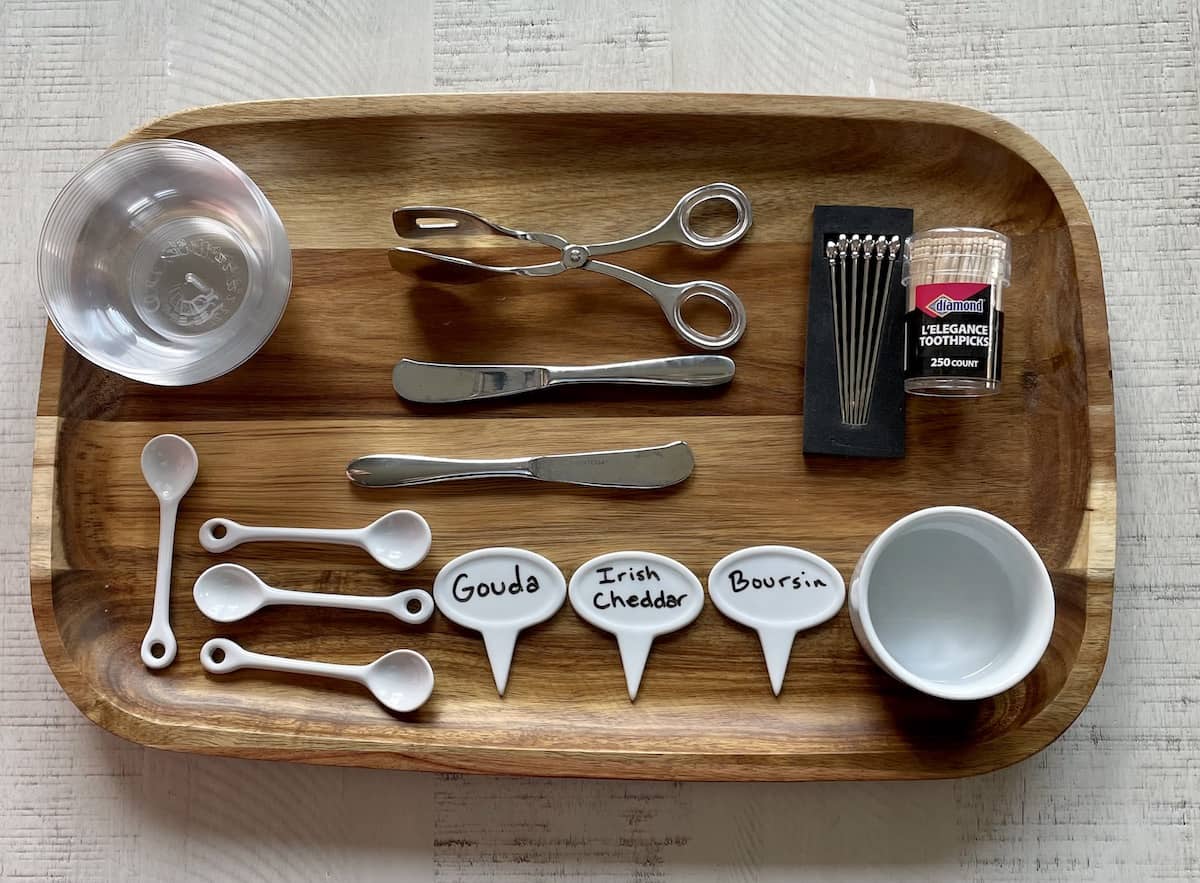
392, 355, 734, 403
346, 441, 694, 489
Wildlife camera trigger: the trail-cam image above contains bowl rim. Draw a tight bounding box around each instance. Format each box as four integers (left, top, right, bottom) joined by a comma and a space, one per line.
37, 137, 292, 386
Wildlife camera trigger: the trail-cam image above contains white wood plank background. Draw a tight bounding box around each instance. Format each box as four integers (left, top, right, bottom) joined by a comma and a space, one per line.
2, 1, 1196, 879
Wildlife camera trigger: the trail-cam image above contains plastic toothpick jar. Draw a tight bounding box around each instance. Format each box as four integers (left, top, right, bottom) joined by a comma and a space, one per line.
901, 227, 1012, 396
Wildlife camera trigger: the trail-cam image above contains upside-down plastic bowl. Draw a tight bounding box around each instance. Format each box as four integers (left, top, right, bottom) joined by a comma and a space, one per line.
38, 139, 291, 385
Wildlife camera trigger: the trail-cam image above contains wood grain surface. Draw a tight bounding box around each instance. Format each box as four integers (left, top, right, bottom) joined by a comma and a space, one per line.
2, 1, 1195, 880
29, 94, 1113, 781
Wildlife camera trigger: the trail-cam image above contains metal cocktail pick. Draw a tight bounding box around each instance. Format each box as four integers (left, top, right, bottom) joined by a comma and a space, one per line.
829, 234, 901, 426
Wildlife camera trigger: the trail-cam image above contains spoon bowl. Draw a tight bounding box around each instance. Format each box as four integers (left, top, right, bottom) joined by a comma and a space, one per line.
362, 510, 433, 570
193, 563, 267, 622
363, 650, 436, 713
141, 434, 198, 500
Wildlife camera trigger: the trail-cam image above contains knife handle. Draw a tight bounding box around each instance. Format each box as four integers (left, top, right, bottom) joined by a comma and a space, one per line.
546, 355, 735, 388
346, 455, 533, 487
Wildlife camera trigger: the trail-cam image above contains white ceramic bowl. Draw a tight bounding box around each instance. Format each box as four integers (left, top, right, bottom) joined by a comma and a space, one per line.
849, 506, 1054, 700
38, 139, 291, 385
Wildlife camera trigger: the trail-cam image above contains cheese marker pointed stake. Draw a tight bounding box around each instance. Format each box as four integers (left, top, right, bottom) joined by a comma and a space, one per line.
432, 548, 566, 697
757, 626, 798, 697
483, 627, 518, 696
708, 546, 845, 695
616, 631, 655, 701
569, 551, 704, 702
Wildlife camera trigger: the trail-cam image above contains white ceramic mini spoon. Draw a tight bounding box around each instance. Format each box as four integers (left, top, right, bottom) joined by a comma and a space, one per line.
200, 638, 434, 713
140, 434, 199, 669
199, 510, 431, 571
193, 563, 434, 624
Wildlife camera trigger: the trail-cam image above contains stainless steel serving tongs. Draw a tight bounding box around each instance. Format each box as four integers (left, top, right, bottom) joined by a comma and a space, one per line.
388, 183, 752, 350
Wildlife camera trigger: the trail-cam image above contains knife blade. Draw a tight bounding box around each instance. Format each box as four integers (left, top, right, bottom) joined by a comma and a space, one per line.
346, 441, 694, 489
392, 356, 735, 403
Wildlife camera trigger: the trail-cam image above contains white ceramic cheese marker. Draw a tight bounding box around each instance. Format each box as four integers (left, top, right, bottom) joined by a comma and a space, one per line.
708, 546, 845, 695
568, 551, 704, 701
433, 548, 566, 696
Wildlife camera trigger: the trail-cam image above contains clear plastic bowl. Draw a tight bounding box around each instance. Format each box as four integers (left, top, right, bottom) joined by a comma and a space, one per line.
38, 139, 291, 385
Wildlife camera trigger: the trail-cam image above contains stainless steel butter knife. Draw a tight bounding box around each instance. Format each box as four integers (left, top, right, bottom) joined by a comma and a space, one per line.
346, 441, 694, 489
392, 355, 734, 403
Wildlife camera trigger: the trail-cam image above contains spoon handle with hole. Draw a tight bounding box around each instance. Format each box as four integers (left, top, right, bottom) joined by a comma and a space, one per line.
141, 498, 180, 668
200, 518, 364, 553
259, 585, 433, 623
201, 638, 368, 685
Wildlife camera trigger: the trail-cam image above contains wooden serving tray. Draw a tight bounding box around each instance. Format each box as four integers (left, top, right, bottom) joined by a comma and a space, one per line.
31, 94, 1114, 780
